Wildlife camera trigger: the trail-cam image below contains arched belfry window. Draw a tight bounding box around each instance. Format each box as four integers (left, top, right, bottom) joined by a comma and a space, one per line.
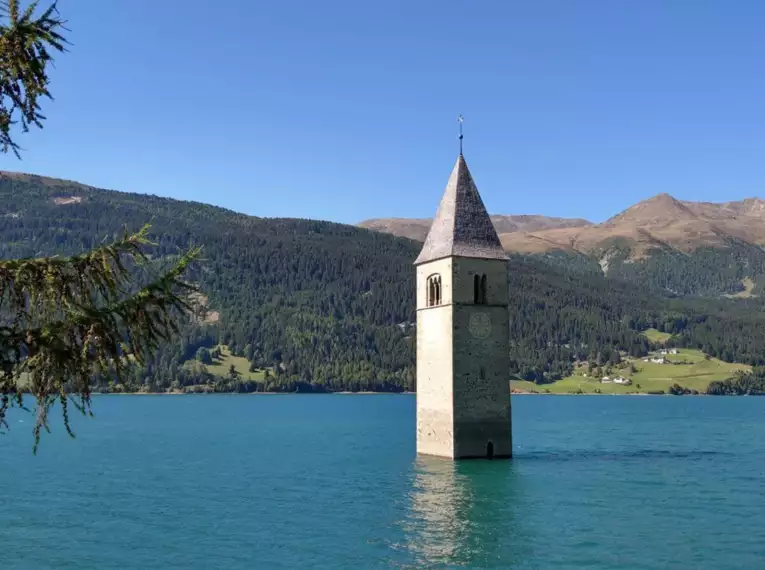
427, 274, 442, 307
474, 274, 487, 305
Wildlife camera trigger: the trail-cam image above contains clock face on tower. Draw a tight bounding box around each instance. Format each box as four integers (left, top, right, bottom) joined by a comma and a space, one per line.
469, 312, 491, 339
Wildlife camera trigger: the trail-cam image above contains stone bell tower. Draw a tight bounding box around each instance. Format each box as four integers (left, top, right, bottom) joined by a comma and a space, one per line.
414, 152, 512, 459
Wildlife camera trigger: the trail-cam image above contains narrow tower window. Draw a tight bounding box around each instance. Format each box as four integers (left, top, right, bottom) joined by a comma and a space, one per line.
426, 274, 442, 307
475, 274, 487, 304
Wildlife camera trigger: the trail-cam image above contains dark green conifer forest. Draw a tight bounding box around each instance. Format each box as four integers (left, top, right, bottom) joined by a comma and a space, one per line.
3, 172, 765, 393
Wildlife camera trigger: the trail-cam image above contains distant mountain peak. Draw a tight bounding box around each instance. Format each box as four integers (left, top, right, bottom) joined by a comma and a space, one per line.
358, 214, 592, 243
726, 197, 765, 215
362, 193, 765, 259
605, 193, 696, 225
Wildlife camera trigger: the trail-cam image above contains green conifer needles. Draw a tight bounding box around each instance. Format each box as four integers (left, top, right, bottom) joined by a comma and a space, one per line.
0, 0, 67, 156
0, 225, 200, 450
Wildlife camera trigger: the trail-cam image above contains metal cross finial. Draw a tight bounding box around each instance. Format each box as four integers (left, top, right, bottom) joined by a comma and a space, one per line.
458, 114, 464, 155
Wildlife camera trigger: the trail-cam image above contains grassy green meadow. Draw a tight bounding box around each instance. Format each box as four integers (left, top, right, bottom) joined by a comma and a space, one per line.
205, 345, 268, 381
511, 349, 749, 394
641, 328, 673, 344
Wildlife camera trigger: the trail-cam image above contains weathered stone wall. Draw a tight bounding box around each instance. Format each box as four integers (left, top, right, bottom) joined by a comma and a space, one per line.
416, 258, 455, 457
451, 258, 510, 306
452, 304, 512, 458
452, 258, 512, 458
416, 256, 512, 459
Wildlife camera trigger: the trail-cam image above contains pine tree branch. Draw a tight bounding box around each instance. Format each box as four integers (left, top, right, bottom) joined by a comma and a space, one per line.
0, 233, 201, 450
0, 0, 68, 156
0, 224, 159, 320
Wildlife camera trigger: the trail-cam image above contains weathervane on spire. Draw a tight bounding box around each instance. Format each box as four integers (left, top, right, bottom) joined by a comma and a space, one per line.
458, 114, 464, 155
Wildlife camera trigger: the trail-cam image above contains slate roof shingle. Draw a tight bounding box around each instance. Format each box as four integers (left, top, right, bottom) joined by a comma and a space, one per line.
414, 154, 507, 265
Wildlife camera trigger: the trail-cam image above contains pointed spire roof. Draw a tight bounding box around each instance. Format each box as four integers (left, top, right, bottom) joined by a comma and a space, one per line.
414, 154, 507, 265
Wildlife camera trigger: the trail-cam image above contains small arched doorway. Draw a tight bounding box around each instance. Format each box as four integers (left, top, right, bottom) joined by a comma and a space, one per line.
486, 441, 495, 460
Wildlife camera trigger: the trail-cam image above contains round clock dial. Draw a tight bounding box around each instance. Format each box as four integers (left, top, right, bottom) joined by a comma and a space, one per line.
469, 312, 491, 339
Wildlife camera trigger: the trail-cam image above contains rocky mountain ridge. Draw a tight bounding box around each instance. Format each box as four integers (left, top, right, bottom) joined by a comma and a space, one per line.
360, 194, 765, 257
357, 214, 591, 243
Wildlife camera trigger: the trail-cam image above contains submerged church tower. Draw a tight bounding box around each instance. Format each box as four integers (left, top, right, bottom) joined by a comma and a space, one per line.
414, 152, 512, 459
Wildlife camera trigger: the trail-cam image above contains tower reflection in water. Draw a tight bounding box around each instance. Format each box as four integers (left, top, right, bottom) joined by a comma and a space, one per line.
401, 456, 532, 568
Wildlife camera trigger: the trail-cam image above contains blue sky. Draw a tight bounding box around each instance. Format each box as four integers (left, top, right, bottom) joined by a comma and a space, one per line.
4, 0, 765, 224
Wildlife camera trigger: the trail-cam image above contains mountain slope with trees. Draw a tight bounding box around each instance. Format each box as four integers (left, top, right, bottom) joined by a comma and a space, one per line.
0, 171, 419, 392
3, 171, 765, 392
363, 193, 765, 298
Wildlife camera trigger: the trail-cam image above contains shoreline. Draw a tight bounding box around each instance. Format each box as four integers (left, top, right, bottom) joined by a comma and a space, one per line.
94, 391, 417, 396
511, 391, 665, 396
94, 390, 701, 396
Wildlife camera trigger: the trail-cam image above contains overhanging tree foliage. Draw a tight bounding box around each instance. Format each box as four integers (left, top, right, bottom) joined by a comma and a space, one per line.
0, 0, 67, 157
0, 226, 200, 449
0, 2, 199, 448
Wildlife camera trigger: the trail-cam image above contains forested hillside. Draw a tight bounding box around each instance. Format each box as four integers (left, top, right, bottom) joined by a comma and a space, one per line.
607, 243, 765, 297
2, 171, 765, 392
0, 172, 417, 392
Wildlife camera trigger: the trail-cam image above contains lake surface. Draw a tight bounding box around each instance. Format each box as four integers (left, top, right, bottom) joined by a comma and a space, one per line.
2, 395, 764, 569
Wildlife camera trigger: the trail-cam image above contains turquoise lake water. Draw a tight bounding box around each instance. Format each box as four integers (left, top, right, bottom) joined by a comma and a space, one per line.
2, 395, 764, 569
